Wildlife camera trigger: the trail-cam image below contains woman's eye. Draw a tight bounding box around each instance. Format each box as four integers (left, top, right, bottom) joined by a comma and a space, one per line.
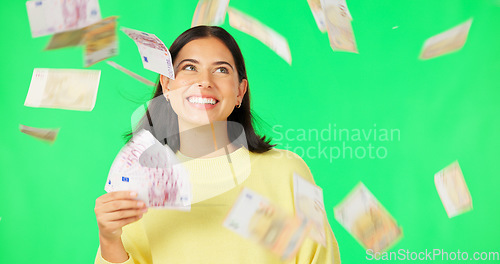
215, 67, 229, 74
183, 65, 196, 71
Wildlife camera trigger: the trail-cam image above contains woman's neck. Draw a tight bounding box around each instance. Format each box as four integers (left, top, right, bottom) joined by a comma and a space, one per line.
178, 120, 237, 158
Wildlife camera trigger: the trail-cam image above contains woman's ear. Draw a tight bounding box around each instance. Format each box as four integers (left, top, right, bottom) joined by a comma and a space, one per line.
160, 75, 170, 99
237, 79, 248, 102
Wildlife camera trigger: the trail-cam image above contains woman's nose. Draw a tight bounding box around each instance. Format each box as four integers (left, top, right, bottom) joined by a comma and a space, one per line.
196, 70, 214, 88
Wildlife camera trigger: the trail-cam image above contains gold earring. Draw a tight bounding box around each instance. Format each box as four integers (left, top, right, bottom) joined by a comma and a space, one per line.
237, 102, 241, 108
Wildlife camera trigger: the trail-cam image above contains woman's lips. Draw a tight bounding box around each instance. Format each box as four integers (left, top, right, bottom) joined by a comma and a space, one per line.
186, 96, 219, 110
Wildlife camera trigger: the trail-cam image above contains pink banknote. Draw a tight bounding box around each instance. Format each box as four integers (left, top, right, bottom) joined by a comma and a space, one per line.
121, 27, 175, 79
27, 0, 101, 38
105, 129, 191, 210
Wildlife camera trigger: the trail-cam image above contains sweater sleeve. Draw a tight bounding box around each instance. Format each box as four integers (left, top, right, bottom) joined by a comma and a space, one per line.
95, 248, 135, 264
94, 219, 153, 264
285, 150, 342, 264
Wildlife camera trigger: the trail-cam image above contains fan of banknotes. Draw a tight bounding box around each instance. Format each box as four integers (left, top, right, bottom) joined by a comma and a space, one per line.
105, 129, 192, 210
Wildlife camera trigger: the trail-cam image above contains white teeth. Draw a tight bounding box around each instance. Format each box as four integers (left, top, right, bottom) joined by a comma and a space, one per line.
188, 97, 217, 105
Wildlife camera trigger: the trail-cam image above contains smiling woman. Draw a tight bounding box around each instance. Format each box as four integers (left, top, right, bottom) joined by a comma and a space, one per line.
160, 37, 248, 133
93, 26, 341, 264
127, 26, 274, 155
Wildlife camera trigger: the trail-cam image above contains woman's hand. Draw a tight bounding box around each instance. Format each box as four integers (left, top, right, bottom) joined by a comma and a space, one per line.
95, 191, 148, 243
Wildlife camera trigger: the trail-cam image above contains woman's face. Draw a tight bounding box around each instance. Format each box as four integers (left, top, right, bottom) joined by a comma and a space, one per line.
161, 37, 247, 127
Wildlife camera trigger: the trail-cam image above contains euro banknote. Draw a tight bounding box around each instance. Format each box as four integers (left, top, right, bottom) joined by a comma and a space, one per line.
107, 61, 155, 86
293, 172, 327, 247
434, 161, 473, 218
45, 28, 86, 50
24, 68, 101, 111
224, 188, 310, 260
321, 0, 358, 53
307, 0, 327, 33
228, 8, 292, 65
19, 124, 60, 143
308, 0, 352, 33
121, 27, 175, 79
334, 182, 402, 253
26, 0, 101, 38
191, 0, 230, 27
420, 19, 473, 60
84, 16, 118, 67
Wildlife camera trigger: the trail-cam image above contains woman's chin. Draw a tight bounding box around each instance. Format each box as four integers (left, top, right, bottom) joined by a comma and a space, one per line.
180, 115, 214, 127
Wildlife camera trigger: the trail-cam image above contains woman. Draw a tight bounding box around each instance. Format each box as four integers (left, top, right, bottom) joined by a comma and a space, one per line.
94, 26, 340, 264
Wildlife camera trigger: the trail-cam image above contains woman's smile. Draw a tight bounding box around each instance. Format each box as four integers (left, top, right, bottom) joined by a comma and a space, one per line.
186, 95, 219, 110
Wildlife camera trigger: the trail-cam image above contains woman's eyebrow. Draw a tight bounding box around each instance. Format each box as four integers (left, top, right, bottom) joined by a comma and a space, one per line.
176, 58, 199, 69
213, 61, 234, 70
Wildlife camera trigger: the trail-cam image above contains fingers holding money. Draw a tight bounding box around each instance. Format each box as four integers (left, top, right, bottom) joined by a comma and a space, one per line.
97, 190, 139, 204
95, 191, 148, 241
99, 199, 148, 217
96, 191, 148, 217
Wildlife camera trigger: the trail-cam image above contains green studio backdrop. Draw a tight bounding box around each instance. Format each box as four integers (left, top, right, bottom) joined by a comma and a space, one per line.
1, 0, 499, 263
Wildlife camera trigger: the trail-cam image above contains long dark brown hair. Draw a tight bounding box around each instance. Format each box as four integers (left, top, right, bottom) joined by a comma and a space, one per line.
127, 26, 274, 153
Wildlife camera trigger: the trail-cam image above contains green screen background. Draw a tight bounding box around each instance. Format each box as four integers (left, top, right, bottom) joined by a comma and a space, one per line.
1, 0, 499, 263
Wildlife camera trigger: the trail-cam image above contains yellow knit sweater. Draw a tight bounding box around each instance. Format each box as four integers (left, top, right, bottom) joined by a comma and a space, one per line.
95, 147, 341, 264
